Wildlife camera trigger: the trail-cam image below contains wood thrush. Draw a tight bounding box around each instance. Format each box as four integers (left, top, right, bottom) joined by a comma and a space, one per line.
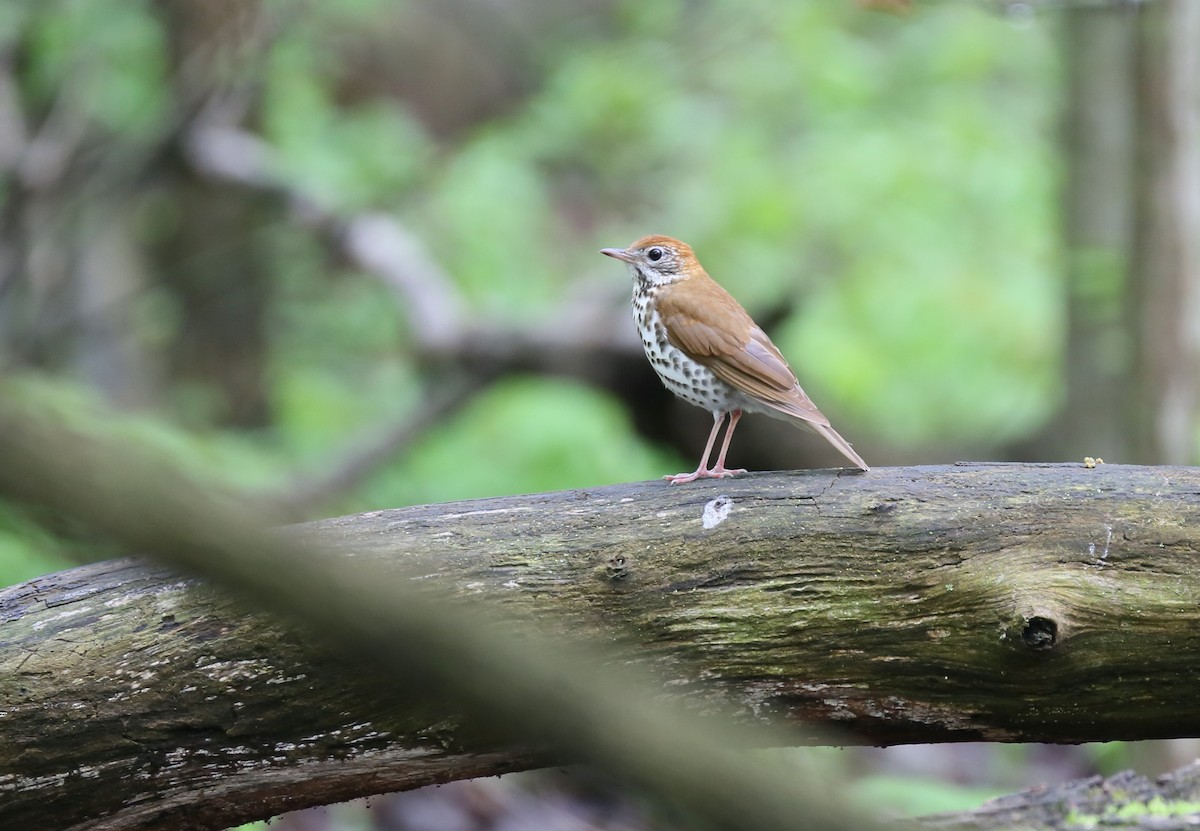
601, 235, 869, 483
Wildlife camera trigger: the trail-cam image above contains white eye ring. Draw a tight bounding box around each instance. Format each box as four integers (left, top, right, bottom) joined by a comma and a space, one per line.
647, 247, 665, 262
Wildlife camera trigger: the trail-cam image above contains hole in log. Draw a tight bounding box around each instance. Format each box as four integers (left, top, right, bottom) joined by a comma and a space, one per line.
605, 554, 629, 580
1021, 616, 1058, 650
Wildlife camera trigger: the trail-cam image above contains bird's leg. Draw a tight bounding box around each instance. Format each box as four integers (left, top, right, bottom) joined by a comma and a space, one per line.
664, 412, 727, 484
665, 411, 748, 484
708, 409, 747, 477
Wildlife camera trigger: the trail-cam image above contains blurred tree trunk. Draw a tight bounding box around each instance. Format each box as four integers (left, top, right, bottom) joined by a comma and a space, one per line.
1036, 1, 1200, 466
1, 2, 281, 425
0, 33, 156, 406
151, 0, 278, 427
1130, 0, 1200, 464
1044, 3, 1137, 463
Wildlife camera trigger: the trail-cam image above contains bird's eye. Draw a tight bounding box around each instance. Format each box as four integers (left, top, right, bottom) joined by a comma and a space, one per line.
646, 247, 665, 262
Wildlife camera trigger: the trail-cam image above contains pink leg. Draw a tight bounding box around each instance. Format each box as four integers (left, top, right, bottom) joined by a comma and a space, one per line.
664, 411, 748, 484
664, 412, 725, 484
708, 409, 747, 477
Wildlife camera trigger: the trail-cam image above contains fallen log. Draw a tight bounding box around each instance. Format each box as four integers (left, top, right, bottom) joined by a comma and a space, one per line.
3, 462, 1200, 829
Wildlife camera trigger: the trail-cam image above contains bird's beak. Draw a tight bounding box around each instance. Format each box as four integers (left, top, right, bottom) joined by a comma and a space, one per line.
600, 247, 635, 263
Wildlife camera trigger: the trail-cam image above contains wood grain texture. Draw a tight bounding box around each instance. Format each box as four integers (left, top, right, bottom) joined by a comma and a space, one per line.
3, 463, 1200, 829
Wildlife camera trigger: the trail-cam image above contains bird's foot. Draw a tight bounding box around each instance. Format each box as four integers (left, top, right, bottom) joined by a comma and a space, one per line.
663, 466, 748, 485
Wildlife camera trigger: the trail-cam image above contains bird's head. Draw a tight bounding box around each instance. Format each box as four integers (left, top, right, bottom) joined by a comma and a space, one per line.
601, 235, 699, 288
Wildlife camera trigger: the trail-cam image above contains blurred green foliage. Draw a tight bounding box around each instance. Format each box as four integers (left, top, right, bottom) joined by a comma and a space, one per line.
849, 774, 1007, 817
261, 0, 1060, 444
1, 0, 1059, 583
0, 503, 73, 585
366, 377, 681, 506
1, 4, 1182, 823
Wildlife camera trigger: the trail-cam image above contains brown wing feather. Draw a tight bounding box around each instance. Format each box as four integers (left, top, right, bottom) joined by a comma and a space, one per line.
655, 274, 831, 427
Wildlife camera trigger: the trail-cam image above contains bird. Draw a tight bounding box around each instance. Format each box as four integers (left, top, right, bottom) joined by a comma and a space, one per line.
601, 235, 868, 483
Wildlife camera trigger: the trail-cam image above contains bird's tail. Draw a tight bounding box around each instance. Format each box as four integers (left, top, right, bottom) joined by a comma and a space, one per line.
808, 421, 869, 471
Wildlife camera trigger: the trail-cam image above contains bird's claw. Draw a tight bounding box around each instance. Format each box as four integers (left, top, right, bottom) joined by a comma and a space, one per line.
663, 467, 748, 485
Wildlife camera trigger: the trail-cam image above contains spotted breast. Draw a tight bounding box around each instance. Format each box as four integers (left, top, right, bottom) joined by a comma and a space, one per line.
633, 284, 740, 413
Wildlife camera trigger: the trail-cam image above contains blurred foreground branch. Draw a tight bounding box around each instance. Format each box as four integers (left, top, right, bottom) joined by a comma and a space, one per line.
4, 399, 1200, 831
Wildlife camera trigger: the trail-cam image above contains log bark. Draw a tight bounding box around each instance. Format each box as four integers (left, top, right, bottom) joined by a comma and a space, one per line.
4, 463, 1200, 829
917, 761, 1200, 831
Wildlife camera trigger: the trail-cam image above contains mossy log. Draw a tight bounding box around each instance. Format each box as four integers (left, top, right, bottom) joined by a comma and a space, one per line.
917, 761, 1200, 830
3, 463, 1200, 830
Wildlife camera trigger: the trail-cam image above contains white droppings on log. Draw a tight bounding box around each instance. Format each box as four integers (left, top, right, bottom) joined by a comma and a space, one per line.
702, 496, 733, 530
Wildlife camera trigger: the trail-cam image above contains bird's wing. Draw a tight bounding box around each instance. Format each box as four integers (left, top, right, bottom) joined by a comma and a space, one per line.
656, 280, 831, 427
